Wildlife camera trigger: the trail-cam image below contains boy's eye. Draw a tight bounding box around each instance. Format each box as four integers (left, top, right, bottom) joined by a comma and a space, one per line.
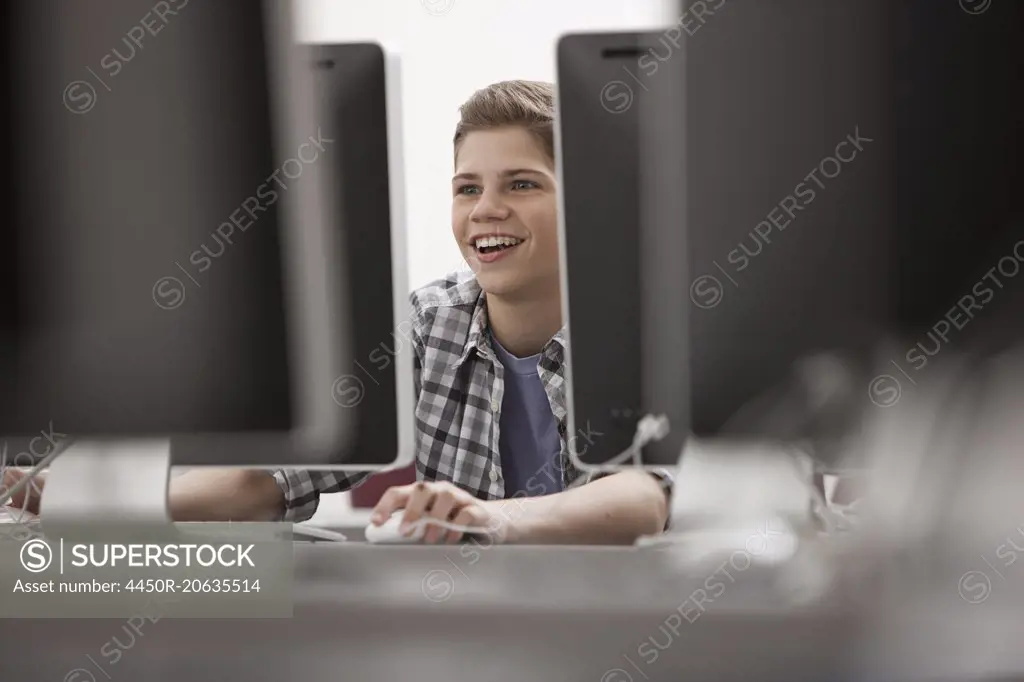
457, 184, 481, 195
511, 179, 537, 190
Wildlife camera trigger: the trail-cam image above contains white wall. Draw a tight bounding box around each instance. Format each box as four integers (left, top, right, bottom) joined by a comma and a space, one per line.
295, 0, 674, 290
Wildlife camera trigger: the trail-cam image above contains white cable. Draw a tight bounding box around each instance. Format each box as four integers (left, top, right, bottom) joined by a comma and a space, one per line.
808, 479, 839, 535
598, 413, 671, 468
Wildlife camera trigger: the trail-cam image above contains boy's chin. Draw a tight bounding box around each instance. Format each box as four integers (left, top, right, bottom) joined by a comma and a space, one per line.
476, 272, 561, 303
475, 270, 531, 298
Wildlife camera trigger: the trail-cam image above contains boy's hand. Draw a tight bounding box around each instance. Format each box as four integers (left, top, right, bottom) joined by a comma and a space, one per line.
371, 481, 507, 544
1, 468, 46, 516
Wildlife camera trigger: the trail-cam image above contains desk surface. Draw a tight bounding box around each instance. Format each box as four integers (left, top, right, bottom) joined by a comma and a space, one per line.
292, 542, 813, 613
1, 544, 857, 682
4, 543, 1024, 682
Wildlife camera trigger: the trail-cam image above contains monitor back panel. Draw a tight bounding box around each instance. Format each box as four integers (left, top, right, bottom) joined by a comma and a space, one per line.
0, 0, 293, 439
307, 42, 400, 468
557, 31, 689, 469
559, 1, 1022, 471
683, 0, 1023, 446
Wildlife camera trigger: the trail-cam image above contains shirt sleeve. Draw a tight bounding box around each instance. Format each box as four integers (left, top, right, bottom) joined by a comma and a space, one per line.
271, 469, 371, 522
651, 468, 675, 531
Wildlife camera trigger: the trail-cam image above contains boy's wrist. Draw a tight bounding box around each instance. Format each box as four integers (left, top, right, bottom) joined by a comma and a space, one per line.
482, 497, 534, 544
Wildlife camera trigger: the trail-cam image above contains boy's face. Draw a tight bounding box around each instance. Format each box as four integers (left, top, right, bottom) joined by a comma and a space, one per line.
452, 126, 560, 300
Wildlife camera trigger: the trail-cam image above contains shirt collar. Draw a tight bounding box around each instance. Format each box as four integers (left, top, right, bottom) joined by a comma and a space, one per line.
452, 289, 567, 368
547, 327, 567, 353
452, 288, 492, 369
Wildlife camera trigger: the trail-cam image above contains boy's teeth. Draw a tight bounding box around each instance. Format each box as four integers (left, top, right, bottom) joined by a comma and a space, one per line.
475, 236, 522, 249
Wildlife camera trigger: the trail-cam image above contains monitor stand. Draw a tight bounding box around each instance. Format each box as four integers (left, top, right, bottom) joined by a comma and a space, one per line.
40, 439, 176, 542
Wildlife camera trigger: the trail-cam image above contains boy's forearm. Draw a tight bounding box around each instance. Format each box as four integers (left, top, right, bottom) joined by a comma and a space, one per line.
168, 469, 284, 522
485, 470, 669, 545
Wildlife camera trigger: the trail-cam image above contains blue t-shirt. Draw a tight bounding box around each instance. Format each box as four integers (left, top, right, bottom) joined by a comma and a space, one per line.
491, 335, 564, 498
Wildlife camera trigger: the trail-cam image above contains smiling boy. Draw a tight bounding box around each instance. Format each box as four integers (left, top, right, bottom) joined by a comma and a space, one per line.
354, 80, 671, 543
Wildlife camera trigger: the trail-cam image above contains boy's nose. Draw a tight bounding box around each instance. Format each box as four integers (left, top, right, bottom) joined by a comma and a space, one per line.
470, 193, 510, 222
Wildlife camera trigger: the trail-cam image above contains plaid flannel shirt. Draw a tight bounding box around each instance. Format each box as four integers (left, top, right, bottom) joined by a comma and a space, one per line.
273, 271, 671, 522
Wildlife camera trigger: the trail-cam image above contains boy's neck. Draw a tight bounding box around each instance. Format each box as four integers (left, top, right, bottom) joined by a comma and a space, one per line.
485, 288, 563, 358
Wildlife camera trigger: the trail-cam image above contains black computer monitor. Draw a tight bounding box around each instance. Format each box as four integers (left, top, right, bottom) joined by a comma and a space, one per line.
557, 0, 1023, 470
0, 3, 412, 477
290, 41, 414, 472
556, 30, 690, 471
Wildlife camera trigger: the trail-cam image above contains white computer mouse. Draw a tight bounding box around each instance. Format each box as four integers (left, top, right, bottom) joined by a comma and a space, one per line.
364, 513, 427, 544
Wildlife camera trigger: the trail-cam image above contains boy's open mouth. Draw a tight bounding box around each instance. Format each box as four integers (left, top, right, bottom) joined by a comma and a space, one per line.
474, 235, 524, 255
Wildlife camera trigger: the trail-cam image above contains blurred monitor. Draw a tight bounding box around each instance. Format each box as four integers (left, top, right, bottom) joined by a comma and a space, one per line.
0, 1, 412, 469
557, 0, 1023, 470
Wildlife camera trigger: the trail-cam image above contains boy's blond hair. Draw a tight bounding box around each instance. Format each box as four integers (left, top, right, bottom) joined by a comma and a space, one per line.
453, 80, 555, 164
